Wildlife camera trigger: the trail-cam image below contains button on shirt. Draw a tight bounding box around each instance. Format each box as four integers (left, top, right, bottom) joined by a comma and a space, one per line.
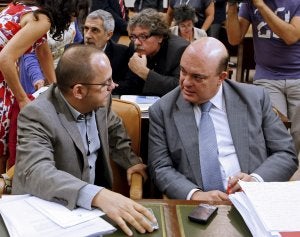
76, 111, 100, 184
61, 93, 102, 209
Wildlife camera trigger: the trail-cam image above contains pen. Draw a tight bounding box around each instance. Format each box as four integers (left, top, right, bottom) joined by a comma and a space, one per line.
227, 176, 231, 194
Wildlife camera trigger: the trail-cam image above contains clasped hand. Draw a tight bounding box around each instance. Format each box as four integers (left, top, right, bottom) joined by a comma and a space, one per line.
128, 53, 149, 80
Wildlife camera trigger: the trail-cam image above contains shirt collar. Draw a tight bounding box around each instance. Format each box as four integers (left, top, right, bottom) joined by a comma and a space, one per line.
210, 84, 224, 111
59, 91, 94, 122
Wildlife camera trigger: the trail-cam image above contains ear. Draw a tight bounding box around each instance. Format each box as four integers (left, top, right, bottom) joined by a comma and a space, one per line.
106, 31, 113, 40
72, 84, 87, 100
218, 71, 227, 85
157, 35, 164, 44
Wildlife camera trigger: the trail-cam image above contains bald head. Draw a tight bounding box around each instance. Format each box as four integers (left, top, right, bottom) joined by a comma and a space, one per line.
183, 37, 229, 74
179, 37, 229, 105
56, 45, 111, 93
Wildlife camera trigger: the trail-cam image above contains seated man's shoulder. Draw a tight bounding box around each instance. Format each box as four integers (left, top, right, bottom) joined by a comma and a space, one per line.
21, 88, 56, 118
151, 87, 181, 109
168, 34, 189, 48
110, 40, 129, 50
226, 79, 265, 97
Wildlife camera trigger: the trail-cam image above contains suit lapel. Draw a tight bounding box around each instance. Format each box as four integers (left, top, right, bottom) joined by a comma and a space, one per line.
95, 107, 113, 184
53, 88, 86, 157
174, 95, 202, 186
223, 82, 250, 172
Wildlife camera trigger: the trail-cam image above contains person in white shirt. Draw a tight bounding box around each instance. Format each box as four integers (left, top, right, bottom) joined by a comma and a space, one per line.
170, 5, 207, 43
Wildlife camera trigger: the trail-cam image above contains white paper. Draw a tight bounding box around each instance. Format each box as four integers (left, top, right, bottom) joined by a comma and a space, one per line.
239, 181, 300, 232
25, 196, 105, 228
32, 86, 49, 98
0, 195, 115, 237
229, 181, 300, 236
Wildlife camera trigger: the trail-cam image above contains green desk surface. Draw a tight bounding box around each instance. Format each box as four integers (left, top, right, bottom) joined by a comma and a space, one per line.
176, 204, 252, 237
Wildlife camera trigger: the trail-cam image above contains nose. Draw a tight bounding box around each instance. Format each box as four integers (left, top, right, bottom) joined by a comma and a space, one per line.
84, 29, 92, 39
181, 74, 193, 87
108, 81, 117, 91
133, 38, 142, 45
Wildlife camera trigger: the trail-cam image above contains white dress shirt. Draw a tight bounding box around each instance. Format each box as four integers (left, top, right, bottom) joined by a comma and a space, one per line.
187, 85, 262, 199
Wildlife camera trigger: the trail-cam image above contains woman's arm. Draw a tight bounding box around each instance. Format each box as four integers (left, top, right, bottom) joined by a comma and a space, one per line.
0, 12, 50, 108
36, 42, 56, 84
201, 2, 215, 31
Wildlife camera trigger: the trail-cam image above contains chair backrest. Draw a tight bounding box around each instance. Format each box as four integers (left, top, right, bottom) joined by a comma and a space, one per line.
110, 98, 142, 197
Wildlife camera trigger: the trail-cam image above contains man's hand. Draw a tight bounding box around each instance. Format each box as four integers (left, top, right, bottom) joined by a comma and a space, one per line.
227, 172, 256, 194
34, 79, 45, 91
128, 53, 149, 80
191, 190, 229, 201
127, 163, 147, 185
92, 189, 157, 236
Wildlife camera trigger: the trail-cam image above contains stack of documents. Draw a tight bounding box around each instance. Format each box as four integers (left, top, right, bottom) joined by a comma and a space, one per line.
0, 195, 116, 237
120, 95, 160, 116
229, 181, 300, 237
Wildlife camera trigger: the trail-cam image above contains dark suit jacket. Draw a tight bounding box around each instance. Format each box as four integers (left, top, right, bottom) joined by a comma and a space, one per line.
91, 0, 128, 41
116, 34, 189, 96
12, 85, 141, 209
104, 39, 130, 91
134, 0, 164, 12
148, 80, 298, 199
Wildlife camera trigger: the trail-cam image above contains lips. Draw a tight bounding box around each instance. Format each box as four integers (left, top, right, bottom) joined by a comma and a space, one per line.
182, 88, 195, 96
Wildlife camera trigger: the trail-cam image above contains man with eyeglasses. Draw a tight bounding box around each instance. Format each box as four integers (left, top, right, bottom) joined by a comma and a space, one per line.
12, 45, 157, 236
114, 9, 189, 96
148, 37, 298, 201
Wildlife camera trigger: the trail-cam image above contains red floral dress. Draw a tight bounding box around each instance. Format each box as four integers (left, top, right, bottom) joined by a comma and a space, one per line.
0, 3, 46, 156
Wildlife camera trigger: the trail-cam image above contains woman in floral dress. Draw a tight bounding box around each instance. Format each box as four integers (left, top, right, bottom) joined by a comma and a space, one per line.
0, 0, 90, 162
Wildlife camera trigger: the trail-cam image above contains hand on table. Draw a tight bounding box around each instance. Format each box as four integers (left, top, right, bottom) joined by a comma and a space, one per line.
191, 190, 229, 202
92, 189, 157, 236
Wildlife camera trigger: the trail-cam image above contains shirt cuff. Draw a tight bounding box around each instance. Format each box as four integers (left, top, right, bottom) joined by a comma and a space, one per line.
250, 173, 264, 182
77, 184, 103, 210
186, 188, 200, 200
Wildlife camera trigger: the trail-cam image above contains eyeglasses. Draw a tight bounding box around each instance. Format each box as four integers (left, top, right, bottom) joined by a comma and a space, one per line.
129, 34, 152, 42
70, 78, 113, 88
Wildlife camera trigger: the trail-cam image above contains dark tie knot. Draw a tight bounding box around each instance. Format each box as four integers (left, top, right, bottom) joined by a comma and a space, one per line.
200, 101, 212, 112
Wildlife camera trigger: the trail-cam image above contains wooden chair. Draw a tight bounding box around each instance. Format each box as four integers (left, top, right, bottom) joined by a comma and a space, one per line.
111, 98, 143, 199
0, 98, 144, 199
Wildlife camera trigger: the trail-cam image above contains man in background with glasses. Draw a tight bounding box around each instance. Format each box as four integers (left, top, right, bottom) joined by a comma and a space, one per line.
12, 45, 157, 236
114, 9, 189, 96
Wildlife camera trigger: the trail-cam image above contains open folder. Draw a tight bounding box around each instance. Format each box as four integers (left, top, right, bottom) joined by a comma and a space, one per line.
229, 181, 300, 237
0, 195, 116, 237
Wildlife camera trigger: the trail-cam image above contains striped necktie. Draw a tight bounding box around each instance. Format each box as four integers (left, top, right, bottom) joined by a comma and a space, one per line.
199, 101, 224, 192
